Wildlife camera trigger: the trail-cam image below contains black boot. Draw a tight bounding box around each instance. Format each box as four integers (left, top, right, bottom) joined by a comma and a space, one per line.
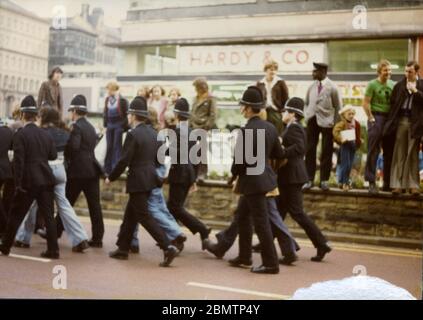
311, 243, 332, 262
14, 240, 30, 248
109, 248, 129, 260
250, 265, 279, 274
88, 239, 103, 248
203, 239, 226, 259
0, 239, 10, 256
171, 234, 187, 253
228, 256, 252, 268
279, 254, 298, 266
40, 250, 60, 259
72, 240, 89, 253
160, 245, 178, 267
129, 245, 140, 254
200, 228, 212, 250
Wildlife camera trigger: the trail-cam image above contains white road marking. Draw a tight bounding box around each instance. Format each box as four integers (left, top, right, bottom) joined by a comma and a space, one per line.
8, 253, 51, 263
187, 282, 290, 300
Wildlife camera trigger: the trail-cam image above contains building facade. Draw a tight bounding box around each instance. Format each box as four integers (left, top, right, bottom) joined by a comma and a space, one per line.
0, 0, 50, 118
116, 0, 423, 128
49, 4, 122, 112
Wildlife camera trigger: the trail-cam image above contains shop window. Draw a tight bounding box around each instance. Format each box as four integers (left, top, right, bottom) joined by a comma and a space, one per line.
136, 46, 177, 75
328, 39, 409, 73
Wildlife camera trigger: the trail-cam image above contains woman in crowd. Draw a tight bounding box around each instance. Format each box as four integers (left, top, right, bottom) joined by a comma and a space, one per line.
103, 82, 129, 175
148, 85, 168, 129
190, 78, 217, 181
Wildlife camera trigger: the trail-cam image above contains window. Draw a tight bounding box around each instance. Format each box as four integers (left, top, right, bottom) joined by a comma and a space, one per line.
328, 39, 409, 73
136, 45, 177, 75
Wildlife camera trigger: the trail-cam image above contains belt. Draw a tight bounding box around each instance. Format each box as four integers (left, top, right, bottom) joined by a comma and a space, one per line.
49, 159, 64, 166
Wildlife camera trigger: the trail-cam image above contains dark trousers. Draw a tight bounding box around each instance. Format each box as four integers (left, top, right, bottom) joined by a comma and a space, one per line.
117, 192, 169, 251
2, 186, 58, 252
2, 178, 14, 218
365, 115, 394, 187
58, 178, 104, 242
238, 194, 278, 267
104, 125, 123, 175
277, 183, 327, 249
338, 142, 356, 184
217, 197, 297, 256
167, 183, 209, 238
0, 180, 7, 234
305, 116, 334, 182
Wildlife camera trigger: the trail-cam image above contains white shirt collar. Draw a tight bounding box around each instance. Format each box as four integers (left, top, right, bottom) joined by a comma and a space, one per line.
259, 75, 282, 86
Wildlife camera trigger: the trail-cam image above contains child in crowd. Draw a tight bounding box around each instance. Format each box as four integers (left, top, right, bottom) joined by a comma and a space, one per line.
333, 105, 361, 191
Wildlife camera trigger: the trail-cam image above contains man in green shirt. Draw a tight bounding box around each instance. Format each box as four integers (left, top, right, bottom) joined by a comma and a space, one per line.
362, 59, 396, 194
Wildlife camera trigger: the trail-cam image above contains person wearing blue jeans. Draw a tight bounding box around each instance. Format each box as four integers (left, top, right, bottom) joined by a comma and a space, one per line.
333, 105, 362, 191
15, 162, 89, 251
103, 82, 128, 175
130, 165, 186, 253
338, 142, 356, 188
15, 107, 89, 253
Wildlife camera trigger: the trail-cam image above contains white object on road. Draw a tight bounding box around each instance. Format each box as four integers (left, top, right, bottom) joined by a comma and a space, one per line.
291, 275, 416, 300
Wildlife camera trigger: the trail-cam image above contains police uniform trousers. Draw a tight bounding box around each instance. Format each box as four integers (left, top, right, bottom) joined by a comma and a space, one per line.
116, 191, 170, 251
167, 183, 209, 238
2, 186, 58, 252
238, 194, 279, 267
277, 183, 327, 249
56, 178, 104, 242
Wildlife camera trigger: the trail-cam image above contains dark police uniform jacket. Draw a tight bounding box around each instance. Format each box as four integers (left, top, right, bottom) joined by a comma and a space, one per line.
277, 122, 309, 186
65, 117, 102, 180
12, 122, 57, 190
231, 116, 285, 195
168, 122, 197, 186
0, 125, 13, 181
108, 123, 161, 193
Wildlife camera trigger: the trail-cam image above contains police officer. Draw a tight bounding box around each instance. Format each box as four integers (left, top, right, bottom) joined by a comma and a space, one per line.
167, 98, 211, 248
0, 95, 59, 258
0, 119, 13, 236
229, 86, 285, 274
63, 95, 104, 248
278, 97, 332, 262
107, 96, 178, 267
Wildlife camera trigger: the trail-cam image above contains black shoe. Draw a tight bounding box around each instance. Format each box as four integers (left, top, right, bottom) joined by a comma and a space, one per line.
228, 256, 253, 268
88, 240, 103, 248
36, 228, 47, 240
250, 265, 279, 274
171, 234, 187, 253
203, 239, 226, 259
320, 181, 330, 191
0, 241, 10, 256
302, 181, 314, 191
109, 249, 129, 260
14, 240, 30, 248
72, 240, 89, 253
40, 251, 60, 259
129, 245, 140, 254
368, 182, 379, 195
201, 228, 212, 250
160, 245, 178, 267
311, 243, 332, 262
279, 254, 298, 266
252, 243, 261, 253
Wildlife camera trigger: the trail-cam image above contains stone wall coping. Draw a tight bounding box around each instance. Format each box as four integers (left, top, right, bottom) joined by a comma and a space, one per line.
196, 179, 423, 201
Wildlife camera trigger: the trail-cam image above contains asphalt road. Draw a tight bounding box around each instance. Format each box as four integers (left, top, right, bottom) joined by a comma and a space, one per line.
0, 218, 421, 300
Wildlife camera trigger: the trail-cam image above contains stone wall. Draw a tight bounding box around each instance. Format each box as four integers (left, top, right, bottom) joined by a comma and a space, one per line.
74, 178, 423, 249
